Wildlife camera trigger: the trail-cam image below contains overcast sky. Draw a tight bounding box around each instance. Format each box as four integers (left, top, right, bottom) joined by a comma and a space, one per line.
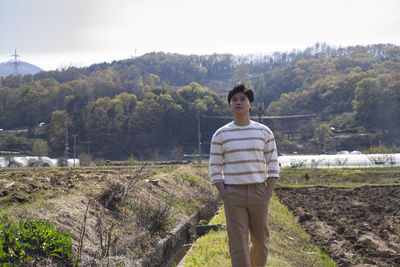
1, 0, 399, 71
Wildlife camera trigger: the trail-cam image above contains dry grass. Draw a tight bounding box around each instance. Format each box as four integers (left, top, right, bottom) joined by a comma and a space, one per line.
0, 165, 218, 265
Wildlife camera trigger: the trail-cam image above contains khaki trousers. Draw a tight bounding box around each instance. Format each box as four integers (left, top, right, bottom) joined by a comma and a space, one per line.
222, 183, 270, 267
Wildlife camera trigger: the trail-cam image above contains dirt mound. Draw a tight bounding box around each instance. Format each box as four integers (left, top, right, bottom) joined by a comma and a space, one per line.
276, 185, 400, 266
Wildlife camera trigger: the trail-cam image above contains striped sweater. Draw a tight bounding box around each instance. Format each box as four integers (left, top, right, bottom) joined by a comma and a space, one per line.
209, 120, 280, 185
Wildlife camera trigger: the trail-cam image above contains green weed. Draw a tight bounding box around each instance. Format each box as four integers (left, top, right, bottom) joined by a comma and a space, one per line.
184, 174, 201, 186
0, 214, 73, 265
198, 219, 209, 225
184, 230, 230, 267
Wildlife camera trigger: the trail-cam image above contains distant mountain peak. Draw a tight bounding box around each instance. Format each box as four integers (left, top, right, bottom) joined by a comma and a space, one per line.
0, 60, 44, 77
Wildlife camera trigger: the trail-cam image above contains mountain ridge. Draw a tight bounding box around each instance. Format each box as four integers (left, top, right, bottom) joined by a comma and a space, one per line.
0, 61, 44, 77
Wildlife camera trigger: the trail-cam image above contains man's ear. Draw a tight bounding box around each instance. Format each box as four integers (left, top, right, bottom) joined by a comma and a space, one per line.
249, 102, 254, 110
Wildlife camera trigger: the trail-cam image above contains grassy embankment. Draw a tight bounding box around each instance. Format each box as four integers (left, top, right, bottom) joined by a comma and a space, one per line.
182, 194, 335, 267
182, 166, 400, 266
0, 165, 219, 266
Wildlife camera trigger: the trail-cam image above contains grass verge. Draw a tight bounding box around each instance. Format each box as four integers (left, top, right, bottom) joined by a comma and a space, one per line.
279, 166, 400, 186
182, 194, 336, 267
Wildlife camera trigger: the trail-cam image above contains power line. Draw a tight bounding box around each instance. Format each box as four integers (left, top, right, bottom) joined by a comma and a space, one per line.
201, 113, 317, 119
199, 113, 318, 153
255, 113, 317, 119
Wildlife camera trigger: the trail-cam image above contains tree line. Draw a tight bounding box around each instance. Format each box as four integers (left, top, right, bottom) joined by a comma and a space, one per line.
0, 76, 227, 159
0, 43, 399, 159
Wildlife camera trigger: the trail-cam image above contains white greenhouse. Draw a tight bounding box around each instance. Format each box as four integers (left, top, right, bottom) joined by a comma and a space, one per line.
279, 153, 400, 168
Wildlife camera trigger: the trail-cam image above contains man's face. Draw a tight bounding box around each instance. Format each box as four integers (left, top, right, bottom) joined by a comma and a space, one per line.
229, 92, 253, 116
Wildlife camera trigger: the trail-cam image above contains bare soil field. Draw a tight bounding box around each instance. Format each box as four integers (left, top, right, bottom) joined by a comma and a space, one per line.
276, 185, 400, 266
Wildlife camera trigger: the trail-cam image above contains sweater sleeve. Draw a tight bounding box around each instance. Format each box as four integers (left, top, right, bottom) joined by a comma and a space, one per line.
209, 132, 224, 184
265, 131, 280, 179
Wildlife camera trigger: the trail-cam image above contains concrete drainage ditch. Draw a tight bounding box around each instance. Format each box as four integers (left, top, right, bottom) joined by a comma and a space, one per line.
167, 223, 224, 267
140, 205, 223, 267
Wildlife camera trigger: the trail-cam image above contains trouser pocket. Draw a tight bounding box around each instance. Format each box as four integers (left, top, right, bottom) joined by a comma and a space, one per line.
255, 183, 268, 198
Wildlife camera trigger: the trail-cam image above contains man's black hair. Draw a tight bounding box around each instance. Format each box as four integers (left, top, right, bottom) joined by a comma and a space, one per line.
228, 83, 254, 104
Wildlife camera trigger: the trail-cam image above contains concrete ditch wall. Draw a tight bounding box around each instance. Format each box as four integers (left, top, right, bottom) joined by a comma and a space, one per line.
140, 212, 200, 266
139, 200, 221, 267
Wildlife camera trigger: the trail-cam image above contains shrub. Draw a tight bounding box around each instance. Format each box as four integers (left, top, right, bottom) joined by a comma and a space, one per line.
126, 155, 138, 165
93, 158, 106, 166
97, 179, 126, 210
32, 140, 49, 157
129, 202, 171, 237
184, 174, 201, 186
363, 145, 391, 154
0, 214, 73, 265
141, 203, 171, 237
78, 153, 92, 166
172, 147, 184, 160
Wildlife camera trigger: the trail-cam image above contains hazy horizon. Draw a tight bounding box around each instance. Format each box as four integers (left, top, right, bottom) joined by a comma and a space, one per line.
1, 0, 399, 71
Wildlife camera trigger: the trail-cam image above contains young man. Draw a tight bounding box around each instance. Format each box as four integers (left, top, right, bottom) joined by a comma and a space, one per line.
209, 83, 280, 267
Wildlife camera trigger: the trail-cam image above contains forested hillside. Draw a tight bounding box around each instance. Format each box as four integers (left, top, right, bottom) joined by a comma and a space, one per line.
0, 43, 399, 160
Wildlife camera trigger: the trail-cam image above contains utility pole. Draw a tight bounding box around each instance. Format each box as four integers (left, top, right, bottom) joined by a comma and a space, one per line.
82, 140, 91, 154
65, 115, 69, 166
318, 116, 321, 155
11, 49, 20, 76
197, 109, 202, 164
72, 134, 78, 167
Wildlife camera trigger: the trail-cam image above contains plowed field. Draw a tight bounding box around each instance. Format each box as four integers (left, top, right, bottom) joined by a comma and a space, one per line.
276, 185, 400, 266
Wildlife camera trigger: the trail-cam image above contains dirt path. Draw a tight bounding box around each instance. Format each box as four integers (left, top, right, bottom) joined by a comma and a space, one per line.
275, 185, 400, 266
